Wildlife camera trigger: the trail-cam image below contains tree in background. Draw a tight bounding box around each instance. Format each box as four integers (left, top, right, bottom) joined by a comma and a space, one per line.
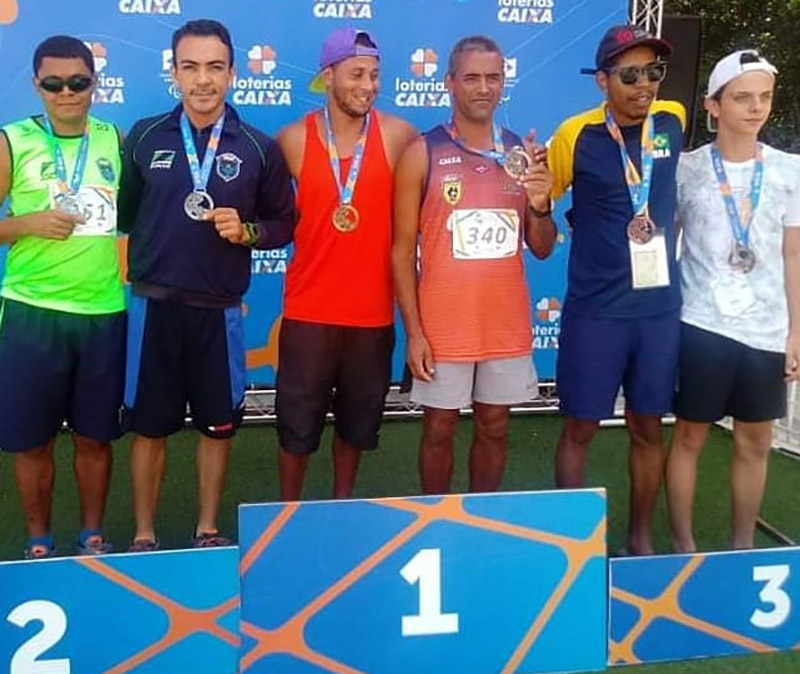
666, 0, 800, 150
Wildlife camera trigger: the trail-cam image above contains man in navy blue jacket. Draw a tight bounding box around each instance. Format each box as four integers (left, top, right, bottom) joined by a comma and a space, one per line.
118, 19, 295, 551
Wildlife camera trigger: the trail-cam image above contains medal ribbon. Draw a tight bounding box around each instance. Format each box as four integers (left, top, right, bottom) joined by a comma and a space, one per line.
323, 106, 370, 206
604, 105, 654, 217
444, 118, 505, 164
42, 115, 90, 196
710, 143, 764, 250
180, 111, 225, 193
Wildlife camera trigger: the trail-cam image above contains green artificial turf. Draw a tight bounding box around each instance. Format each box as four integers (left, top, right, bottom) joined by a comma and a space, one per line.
1, 415, 799, 673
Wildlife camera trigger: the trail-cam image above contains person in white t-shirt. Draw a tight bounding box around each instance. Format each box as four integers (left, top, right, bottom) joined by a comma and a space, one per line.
666, 50, 800, 552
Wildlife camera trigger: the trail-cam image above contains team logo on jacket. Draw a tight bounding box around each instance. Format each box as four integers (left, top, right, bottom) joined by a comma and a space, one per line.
96, 157, 116, 183
216, 152, 242, 182
442, 178, 462, 206
150, 150, 176, 170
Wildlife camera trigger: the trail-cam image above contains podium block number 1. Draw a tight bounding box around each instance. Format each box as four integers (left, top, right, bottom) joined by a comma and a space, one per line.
400, 548, 460, 637
7, 600, 71, 674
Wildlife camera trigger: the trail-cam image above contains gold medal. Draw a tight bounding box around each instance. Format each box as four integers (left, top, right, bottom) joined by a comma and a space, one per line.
332, 204, 359, 233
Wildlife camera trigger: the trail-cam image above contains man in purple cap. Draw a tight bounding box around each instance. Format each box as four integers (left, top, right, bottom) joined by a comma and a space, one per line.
274, 28, 416, 500
548, 25, 686, 555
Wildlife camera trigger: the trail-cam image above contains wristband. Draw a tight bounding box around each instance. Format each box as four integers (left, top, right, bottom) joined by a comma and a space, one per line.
243, 222, 259, 247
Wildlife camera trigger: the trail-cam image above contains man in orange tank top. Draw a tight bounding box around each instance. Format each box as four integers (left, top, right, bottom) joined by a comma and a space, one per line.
393, 36, 557, 494
275, 29, 417, 500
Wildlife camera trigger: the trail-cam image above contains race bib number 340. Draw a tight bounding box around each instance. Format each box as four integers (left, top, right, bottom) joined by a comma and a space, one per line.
450, 208, 519, 260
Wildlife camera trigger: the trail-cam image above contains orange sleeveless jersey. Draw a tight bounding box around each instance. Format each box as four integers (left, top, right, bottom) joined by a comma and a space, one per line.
418, 125, 532, 362
283, 110, 394, 327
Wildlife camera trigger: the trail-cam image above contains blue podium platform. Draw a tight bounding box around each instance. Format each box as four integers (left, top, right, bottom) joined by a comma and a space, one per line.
238, 490, 608, 674
610, 547, 800, 666
0, 548, 239, 674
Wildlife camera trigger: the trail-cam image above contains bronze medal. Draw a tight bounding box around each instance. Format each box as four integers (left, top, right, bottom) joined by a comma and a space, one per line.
503, 145, 531, 180
627, 214, 655, 245
332, 204, 359, 233
728, 242, 757, 273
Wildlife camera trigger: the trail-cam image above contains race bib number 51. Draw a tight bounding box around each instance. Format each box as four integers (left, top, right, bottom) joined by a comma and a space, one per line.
450, 208, 519, 260
49, 184, 117, 237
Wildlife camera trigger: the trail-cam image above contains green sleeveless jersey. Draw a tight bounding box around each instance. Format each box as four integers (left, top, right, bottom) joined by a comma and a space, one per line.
1, 115, 124, 314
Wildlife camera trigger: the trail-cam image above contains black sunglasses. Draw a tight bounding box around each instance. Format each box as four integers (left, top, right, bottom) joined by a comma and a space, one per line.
38, 75, 93, 94
607, 62, 667, 86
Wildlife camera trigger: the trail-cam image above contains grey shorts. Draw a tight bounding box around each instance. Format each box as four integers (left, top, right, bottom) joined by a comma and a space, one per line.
410, 355, 538, 410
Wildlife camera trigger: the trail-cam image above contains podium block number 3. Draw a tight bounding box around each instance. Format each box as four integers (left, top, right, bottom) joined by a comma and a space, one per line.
400, 548, 460, 637
7, 600, 71, 674
751, 565, 791, 630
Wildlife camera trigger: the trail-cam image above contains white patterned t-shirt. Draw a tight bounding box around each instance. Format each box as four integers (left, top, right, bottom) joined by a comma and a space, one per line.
677, 143, 800, 353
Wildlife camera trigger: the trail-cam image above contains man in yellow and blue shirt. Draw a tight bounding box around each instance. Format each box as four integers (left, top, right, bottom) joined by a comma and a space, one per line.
549, 25, 685, 555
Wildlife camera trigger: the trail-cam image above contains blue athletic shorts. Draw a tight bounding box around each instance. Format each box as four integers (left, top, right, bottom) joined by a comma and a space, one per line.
556, 309, 680, 420
124, 293, 246, 440
0, 298, 126, 452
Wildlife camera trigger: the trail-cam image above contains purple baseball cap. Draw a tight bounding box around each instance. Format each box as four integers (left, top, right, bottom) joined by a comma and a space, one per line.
309, 28, 380, 93
581, 24, 671, 74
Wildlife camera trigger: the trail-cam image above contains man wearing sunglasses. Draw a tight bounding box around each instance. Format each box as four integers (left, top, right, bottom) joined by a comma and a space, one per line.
0, 36, 126, 558
118, 19, 295, 551
549, 25, 686, 555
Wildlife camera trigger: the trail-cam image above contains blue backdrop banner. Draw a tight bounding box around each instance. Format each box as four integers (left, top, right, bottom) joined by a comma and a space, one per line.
0, 0, 628, 384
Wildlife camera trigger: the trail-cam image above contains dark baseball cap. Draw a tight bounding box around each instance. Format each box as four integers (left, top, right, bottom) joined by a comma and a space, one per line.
309, 28, 380, 93
581, 24, 672, 74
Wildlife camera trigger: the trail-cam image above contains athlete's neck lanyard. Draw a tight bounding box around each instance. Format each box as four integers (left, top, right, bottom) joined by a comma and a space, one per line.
444, 118, 505, 164
180, 110, 225, 194
323, 106, 370, 206
710, 143, 764, 250
42, 115, 90, 196
605, 105, 654, 217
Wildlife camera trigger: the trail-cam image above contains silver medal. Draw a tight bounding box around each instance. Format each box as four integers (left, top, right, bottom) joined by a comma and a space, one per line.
183, 190, 215, 221
503, 145, 532, 180
55, 193, 86, 218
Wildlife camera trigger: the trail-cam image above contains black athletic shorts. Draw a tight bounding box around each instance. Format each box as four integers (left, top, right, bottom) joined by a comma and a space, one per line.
124, 293, 245, 439
674, 322, 787, 423
276, 318, 394, 455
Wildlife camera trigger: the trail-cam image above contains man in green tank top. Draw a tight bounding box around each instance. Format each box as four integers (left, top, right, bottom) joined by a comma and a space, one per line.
0, 36, 125, 559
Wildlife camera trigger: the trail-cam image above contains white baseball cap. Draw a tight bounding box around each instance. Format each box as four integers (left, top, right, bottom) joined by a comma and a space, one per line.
707, 49, 778, 98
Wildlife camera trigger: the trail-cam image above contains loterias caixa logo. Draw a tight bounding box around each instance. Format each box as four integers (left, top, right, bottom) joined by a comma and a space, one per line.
233, 45, 293, 107
394, 47, 449, 108
84, 42, 126, 105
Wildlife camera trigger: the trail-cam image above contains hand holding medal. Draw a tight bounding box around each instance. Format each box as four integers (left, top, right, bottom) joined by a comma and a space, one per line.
43, 115, 91, 222
205, 206, 249, 244
516, 130, 553, 214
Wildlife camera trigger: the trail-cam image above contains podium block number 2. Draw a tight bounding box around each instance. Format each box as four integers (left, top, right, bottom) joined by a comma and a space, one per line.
751, 565, 791, 630
7, 600, 71, 674
400, 548, 459, 637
